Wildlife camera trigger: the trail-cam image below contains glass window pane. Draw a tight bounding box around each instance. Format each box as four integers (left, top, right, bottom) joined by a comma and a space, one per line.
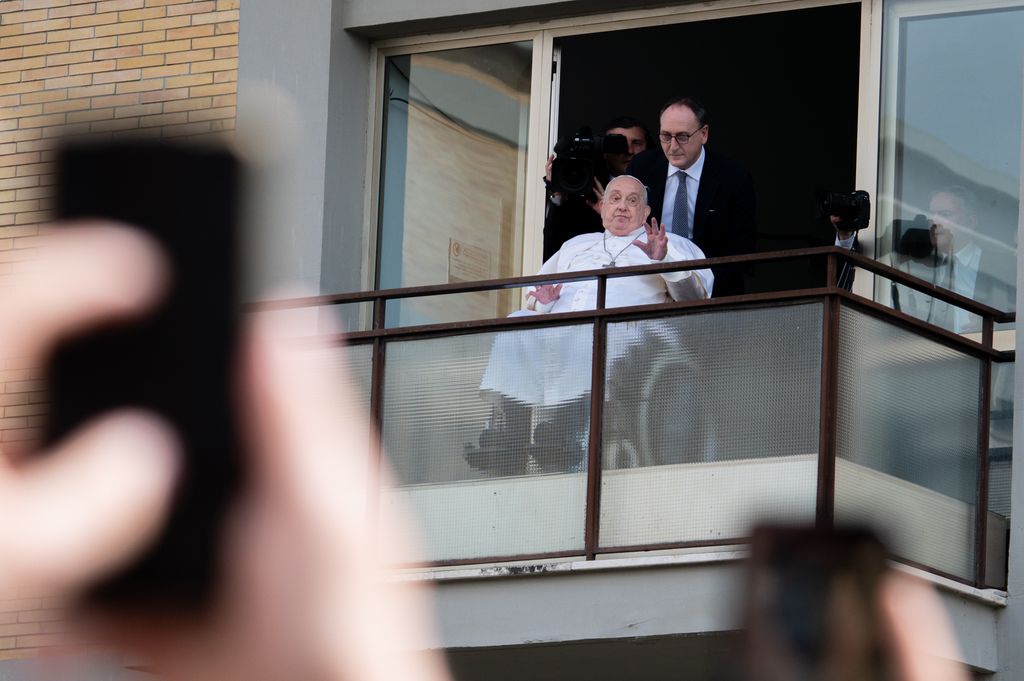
836, 305, 982, 580
378, 42, 533, 327
380, 327, 591, 563
599, 304, 822, 549
876, 4, 1023, 330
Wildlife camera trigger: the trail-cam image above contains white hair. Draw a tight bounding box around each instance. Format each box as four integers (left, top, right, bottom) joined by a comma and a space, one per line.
606, 174, 649, 206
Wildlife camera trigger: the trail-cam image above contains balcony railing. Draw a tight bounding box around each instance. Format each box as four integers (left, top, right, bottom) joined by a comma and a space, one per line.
263, 248, 1015, 588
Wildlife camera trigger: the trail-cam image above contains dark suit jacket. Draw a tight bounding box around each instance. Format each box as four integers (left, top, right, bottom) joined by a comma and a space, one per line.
627, 148, 756, 297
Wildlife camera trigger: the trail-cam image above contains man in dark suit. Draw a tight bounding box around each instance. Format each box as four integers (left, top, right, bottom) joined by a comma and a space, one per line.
627, 97, 756, 297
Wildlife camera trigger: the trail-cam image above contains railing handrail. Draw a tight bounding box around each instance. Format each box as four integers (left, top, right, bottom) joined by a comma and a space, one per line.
256, 247, 1016, 324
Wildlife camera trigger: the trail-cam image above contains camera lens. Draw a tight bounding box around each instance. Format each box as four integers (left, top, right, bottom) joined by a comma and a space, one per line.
553, 158, 593, 194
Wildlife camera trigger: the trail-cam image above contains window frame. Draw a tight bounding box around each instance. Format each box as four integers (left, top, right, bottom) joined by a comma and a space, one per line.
362, 0, 884, 296
875, 0, 1023, 347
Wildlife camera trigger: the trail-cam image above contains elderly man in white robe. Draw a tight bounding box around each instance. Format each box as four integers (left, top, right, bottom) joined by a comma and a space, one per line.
466, 175, 713, 476
524, 174, 712, 312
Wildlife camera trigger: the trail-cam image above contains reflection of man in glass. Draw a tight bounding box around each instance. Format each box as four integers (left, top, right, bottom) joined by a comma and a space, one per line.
890, 186, 982, 333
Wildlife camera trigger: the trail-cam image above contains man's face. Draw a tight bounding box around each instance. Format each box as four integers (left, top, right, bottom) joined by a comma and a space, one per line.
928, 192, 974, 231
604, 125, 648, 176
600, 176, 651, 235
928, 191, 975, 252
659, 104, 708, 170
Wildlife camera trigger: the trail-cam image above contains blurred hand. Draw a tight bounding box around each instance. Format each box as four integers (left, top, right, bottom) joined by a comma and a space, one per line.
881, 571, 969, 681
0, 224, 178, 597
0, 223, 451, 681
930, 223, 954, 255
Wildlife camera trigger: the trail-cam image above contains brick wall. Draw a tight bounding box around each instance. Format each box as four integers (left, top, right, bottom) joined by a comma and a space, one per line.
0, 0, 239, 660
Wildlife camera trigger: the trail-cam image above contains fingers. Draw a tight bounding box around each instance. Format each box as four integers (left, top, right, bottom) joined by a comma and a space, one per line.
0, 410, 179, 595
0, 222, 169, 364
644, 218, 665, 241
242, 315, 374, 547
241, 315, 449, 681
880, 572, 969, 681
545, 154, 554, 182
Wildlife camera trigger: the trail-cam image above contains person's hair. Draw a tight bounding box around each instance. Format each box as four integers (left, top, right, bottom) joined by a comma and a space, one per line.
606, 174, 649, 206
604, 115, 655, 148
659, 96, 709, 127
932, 185, 978, 218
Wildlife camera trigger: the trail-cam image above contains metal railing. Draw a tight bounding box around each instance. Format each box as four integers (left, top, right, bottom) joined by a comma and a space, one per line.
262, 248, 1015, 587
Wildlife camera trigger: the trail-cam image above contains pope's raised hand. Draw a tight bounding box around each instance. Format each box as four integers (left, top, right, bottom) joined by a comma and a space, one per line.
530, 283, 563, 305
632, 218, 668, 261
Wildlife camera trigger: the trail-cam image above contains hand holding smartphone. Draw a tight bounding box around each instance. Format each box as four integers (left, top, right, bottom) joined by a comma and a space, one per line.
744, 526, 897, 681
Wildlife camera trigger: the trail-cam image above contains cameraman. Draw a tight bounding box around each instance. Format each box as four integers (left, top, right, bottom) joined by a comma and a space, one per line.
543, 116, 653, 259
889, 187, 982, 332
831, 186, 983, 332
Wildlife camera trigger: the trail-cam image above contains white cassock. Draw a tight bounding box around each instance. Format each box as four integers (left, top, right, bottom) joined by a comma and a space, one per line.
480, 227, 713, 406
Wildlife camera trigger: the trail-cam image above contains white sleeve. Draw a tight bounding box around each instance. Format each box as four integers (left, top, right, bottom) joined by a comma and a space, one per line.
657, 237, 713, 300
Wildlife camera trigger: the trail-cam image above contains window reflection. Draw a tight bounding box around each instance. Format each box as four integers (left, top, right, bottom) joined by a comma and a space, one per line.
377, 42, 533, 327
877, 4, 1023, 330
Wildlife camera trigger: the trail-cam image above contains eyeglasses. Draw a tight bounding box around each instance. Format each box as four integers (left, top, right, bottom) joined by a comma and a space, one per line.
659, 126, 706, 146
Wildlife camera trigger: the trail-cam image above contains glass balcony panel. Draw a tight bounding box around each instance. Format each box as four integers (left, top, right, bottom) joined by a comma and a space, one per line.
380, 325, 592, 563
599, 303, 823, 548
836, 305, 981, 580
987, 359, 1013, 587
378, 43, 533, 327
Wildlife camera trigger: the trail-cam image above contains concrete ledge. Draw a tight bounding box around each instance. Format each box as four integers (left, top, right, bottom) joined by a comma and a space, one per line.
398, 549, 1003, 672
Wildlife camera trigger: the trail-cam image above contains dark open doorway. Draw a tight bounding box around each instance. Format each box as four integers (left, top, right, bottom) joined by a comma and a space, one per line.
554, 3, 861, 291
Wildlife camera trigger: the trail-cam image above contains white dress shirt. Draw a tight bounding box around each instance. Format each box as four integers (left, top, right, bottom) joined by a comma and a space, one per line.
661, 146, 705, 239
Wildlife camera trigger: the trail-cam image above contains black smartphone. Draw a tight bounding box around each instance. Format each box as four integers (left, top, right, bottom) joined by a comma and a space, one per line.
743, 525, 897, 681
45, 139, 243, 612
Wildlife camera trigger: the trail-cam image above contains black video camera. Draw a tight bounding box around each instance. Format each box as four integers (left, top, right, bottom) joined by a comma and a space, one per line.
816, 188, 871, 232
892, 214, 934, 258
550, 127, 629, 198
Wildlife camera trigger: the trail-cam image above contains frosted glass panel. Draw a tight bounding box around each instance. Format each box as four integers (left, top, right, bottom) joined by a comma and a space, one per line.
599, 304, 822, 548
381, 326, 591, 562
836, 305, 981, 580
